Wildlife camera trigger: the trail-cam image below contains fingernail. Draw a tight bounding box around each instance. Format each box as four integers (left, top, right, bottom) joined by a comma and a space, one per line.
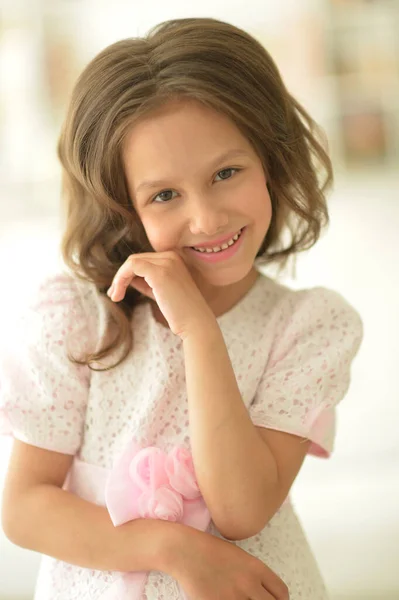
107, 283, 114, 298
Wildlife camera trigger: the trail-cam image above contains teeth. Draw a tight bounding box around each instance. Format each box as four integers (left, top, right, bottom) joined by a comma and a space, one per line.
193, 230, 242, 253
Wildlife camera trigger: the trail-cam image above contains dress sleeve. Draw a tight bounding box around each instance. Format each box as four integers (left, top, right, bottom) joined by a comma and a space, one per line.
0, 272, 92, 455
249, 287, 363, 457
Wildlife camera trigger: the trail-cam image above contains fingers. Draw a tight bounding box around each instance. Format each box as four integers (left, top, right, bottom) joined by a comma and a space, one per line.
248, 581, 289, 600
128, 276, 156, 300
107, 252, 179, 302
107, 256, 150, 302
249, 586, 275, 600
260, 578, 289, 600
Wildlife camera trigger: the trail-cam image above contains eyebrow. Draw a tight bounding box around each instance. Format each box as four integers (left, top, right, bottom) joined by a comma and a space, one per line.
134, 148, 250, 195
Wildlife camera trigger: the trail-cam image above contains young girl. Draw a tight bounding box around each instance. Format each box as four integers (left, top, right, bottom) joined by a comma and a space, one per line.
0, 17, 363, 600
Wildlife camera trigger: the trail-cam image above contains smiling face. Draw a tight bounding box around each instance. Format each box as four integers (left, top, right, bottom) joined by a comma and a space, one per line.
122, 99, 272, 302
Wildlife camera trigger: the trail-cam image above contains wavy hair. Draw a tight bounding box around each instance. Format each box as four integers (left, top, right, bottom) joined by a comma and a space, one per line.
57, 17, 332, 370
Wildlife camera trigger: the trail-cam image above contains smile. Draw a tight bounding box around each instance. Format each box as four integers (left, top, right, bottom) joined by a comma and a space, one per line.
191, 228, 243, 253
186, 227, 246, 263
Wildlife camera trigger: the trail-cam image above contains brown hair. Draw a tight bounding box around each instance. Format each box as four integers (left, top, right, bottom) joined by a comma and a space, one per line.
57, 17, 332, 370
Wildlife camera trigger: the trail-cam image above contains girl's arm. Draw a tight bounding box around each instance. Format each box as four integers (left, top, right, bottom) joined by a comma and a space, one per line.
183, 323, 309, 541
2, 440, 290, 599
1, 440, 185, 573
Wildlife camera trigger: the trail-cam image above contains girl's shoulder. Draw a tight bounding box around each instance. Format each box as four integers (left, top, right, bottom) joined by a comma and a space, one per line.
253, 272, 363, 336
26, 269, 105, 327
16, 270, 107, 355
0, 270, 97, 453
31, 269, 100, 308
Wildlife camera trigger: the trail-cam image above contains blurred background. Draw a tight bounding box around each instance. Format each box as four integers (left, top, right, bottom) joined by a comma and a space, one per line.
0, 0, 398, 598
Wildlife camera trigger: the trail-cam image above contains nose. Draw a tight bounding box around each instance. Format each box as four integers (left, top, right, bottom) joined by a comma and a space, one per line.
187, 194, 229, 237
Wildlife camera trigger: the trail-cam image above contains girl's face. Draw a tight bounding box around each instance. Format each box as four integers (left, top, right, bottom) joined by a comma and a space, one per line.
122, 99, 272, 295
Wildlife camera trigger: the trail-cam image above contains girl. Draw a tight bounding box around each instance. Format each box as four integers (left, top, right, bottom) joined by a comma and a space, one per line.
0, 17, 363, 600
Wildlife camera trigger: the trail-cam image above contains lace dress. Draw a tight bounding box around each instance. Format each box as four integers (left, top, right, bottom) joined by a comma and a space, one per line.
0, 269, 363, 599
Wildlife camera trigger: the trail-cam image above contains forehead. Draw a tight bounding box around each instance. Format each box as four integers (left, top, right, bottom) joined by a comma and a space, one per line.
122, 99, 253, 179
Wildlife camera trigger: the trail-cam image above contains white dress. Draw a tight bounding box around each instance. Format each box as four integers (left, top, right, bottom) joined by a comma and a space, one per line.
0, 269, 363, 599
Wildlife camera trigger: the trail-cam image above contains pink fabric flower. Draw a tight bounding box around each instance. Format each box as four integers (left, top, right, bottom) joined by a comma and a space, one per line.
137, 486, 183, 521
166, 446, 201, 500
129, 447, 169, 492
77, 441, 211, 600
105, 441, 210, 530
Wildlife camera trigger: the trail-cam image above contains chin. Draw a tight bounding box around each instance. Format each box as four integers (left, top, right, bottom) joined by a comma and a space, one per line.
196, 264, 253, 288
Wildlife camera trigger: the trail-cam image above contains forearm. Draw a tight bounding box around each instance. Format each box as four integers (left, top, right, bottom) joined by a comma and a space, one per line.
2, 483, 187, 573
183, 323, 279, 540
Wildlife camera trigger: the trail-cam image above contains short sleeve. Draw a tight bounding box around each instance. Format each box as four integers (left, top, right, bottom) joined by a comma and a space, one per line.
0, 273, 92, 455
249, 288, 363, 457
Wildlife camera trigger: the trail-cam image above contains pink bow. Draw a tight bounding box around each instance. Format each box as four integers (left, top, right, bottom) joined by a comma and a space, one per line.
102, 441, 211, 599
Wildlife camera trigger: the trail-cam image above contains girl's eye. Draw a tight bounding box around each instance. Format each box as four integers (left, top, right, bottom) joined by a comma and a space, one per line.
151, 167, 239, 203
214, 167, 239, 181
152, 189, 178, 203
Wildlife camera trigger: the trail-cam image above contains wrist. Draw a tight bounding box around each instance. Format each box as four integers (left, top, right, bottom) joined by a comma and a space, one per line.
151, 520, 188, 573
181, 318, 221, 344
160, 522, 208, 578
115, 518, 185, 573
122, 519, 196, 574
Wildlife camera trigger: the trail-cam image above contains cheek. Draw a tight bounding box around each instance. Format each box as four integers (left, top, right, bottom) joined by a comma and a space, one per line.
245, 180, 272, 227
139, 215, 177, 252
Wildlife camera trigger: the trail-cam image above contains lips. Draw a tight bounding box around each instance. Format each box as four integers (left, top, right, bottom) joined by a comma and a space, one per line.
188, 228, 243, 251
185, 226, 246, 263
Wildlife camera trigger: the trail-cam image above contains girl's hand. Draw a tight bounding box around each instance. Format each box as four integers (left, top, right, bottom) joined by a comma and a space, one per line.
107, 251, 216, 339
169, 527, 289, 600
